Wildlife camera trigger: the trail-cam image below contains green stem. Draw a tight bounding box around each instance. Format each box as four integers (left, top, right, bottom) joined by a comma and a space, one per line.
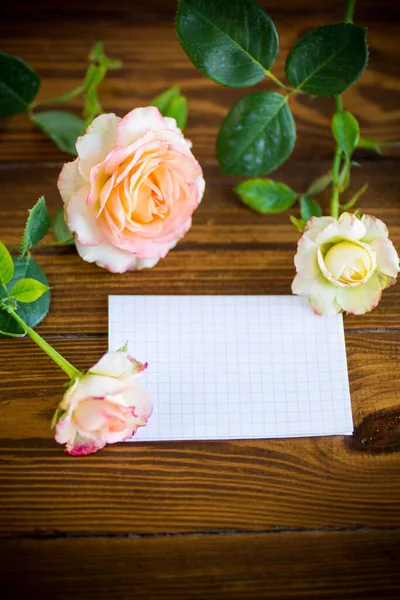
265, 70, 293, 93
7, 308, 81, 380
330, 147, 342, 219
30, 84, 85, 109
328, 0, 355, 217
344, 0, 356, 23
335, 95, 343, 112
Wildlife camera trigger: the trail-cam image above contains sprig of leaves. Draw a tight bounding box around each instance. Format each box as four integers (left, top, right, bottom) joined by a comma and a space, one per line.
0, 42, 121, 155
176, 0, 397, 228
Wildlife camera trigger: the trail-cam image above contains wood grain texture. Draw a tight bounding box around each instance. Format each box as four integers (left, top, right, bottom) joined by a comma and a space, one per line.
0, 3, 399, 163
1, 0, 400, 596
2, 531, 400, 600
0, 162, 399, 333
1, 334, 399, 535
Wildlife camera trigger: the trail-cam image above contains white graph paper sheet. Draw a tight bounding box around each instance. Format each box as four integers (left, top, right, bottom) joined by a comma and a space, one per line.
109, 295, 353, 441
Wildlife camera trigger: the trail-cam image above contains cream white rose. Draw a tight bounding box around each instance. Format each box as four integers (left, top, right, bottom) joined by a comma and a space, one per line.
292, 212, 400, 316
54, 351, 152, 455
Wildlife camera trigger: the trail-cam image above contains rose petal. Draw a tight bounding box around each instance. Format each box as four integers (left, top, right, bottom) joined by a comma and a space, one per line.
316, 212, 366, 246
76, 113, 120, 181
302, 216, 336, 242
65, 432, 105, 456
294, 234, 319, 279
163, 116, 184, 136
66, 185, 104, 246
292, 273, 341, 316
58, 159, 85, 203
117, 107, 166, 146
121, 381, 153, 418
370, 237, 400, 278
361, 214, 389, 242
336, 273, 383, 315
75, 239, 160, 273
89, 351, 139, 379
61, 375, 128, 410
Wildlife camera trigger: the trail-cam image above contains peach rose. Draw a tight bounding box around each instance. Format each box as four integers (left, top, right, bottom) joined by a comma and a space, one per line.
53, 351, 152, 456
292, 212, 399, 316
58, 108, 205, 273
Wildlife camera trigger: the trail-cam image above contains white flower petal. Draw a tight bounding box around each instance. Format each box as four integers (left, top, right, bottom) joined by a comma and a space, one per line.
292, 273, 340, 316
336, 273, 383, 315
294, 234, 319, 279
89, 351, 137, 379
57, 159, 85, 203
76, 113, 120, 181
68, 375, 128, 405
195, 174, 206, 205
361, 214, 388, 242
75, 239, 160, 273
117, 107, 166, 146
303, 216, 336, 242
66, 185, 104, 246
370, 237, 400, 279
316, 212, 366, 246
163, 116, 183, 135
121, 381, 153, 413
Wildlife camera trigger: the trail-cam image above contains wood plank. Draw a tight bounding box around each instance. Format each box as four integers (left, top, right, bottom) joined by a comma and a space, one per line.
2, 531, 400, 599
0, 162, 399, 333
2, 0, 400, 18
0, 334, 399, 535
0, 8, 399, 163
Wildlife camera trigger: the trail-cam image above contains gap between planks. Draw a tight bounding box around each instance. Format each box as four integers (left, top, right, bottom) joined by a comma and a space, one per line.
3, 524, 400, 542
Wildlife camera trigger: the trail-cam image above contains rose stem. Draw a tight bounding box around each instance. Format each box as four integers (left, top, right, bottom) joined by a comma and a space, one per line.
7, 308, 81, 380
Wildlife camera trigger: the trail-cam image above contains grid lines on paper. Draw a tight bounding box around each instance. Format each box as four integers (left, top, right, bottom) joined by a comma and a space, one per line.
108, 295, 353, 442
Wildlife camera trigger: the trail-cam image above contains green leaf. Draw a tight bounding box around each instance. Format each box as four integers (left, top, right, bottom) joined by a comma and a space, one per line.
332, 111, 360, 160
285, 24, 368, 96
0, 241, 14, 286
305, 171, 332, 197
290, 215, 306, 233
235, 179, 297, 214
357, 136, 383, 155
0, 51, 40, 116
32, 110, 86, 155
11, 278, 49, 303
176, 0, 279, 88
0, 257, 50, 338
217, 92, 296, 176
151, 86, 180, 114
151, 87, 189, 130
341, 182, 369, 210
300, 196, 322, 221
19, 196, 51, 259
53, 206, 74, 245
167, 96, 188, 130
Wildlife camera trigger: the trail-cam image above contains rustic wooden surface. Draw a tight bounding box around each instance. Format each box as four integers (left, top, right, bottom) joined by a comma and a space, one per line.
1, 0, 400, 598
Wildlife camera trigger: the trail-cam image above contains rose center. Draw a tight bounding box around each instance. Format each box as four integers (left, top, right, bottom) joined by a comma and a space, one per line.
324, 241, 372, 285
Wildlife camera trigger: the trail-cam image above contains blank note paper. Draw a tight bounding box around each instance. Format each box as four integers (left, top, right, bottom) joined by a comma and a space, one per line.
108, 295, 353, 441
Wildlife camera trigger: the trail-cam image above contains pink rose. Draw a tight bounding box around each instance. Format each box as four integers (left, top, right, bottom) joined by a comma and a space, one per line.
58, 108, 205, 273
54, 351, 152, 456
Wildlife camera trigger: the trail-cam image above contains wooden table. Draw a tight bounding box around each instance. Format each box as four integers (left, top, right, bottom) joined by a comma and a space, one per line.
1, 1, 400, 597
